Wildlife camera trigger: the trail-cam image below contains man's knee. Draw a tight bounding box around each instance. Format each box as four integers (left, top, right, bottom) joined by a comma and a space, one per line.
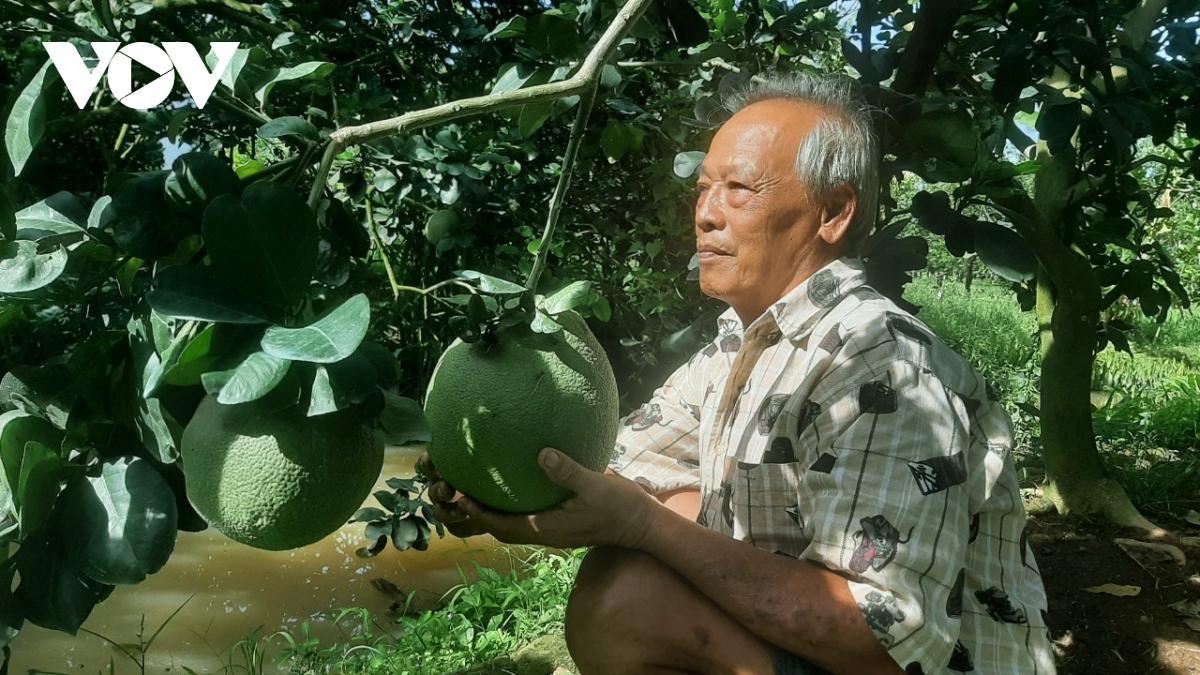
566, 546, 663, 642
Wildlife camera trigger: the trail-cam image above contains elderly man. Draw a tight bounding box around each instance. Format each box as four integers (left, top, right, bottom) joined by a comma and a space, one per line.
421, 72, 1055, 675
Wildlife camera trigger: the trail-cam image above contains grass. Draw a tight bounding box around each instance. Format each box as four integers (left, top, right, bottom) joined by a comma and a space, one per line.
217, 545, 586, 675
905, 274, 1200, 518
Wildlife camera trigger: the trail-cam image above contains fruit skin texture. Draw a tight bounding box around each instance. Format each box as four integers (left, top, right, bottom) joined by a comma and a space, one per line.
181, 396, 384, 551
424, 312, 619, 513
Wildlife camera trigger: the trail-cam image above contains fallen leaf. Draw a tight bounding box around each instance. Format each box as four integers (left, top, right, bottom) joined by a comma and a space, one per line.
1186, 510, 1200, 527
1082, 583, 1141, 597
1186, 619, 1200, 634
1169, 599, 1200, 620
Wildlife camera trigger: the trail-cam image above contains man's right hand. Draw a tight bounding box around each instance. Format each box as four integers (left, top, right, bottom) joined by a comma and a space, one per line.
415, 451, 489, 538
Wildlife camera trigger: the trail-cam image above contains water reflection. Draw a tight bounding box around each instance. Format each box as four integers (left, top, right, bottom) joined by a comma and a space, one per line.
11, 445, 509, 673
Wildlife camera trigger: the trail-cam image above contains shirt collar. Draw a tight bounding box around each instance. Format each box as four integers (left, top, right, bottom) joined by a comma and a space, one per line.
715, 256, 868, 342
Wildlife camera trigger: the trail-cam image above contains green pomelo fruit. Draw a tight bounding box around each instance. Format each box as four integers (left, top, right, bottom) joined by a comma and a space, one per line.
181, 396, 384, 551
424, 312, 619, 513
423, 209, 460, 244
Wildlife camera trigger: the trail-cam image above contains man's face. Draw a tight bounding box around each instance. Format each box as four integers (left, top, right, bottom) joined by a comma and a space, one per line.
694, 99, 832, 322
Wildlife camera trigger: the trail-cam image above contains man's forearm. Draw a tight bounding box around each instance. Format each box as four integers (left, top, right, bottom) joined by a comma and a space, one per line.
638, 505, 902, 675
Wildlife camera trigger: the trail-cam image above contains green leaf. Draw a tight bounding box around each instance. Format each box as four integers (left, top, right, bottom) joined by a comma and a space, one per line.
306, 350, 377, 417
542, 280, 592, 315
15, 440, 73, 536
206, 45, 254, 93
261, 293, 369, 363
62, 457, 178, 585
16, 531, 113, 634
5, 59, 57, 177
0, 365, 74, 429
379, 392, 430, 446
256, 61, 336, 107
491, 62, 538, 95
162, 323, 260, 387
163, 152, 241, 218
517, 101, 553, 138
202, 182, 318, 312
454, 270, 526, 295
972, 222, 1036, 282
14, 191, 88, 244
147, 265, 270, 324
110, 171, 195, 259
484, 16, 526, 40
601, 121, 630, 162
673, 151, 706, 178
0, 411, 64, 521
0, 241, 68, 294
87, 195, 115, 232
135, 397, 180, 464
357, 341, 399, 389
530, 309, 563, 334
258, 115, 319, 142
216, 351, 291, 405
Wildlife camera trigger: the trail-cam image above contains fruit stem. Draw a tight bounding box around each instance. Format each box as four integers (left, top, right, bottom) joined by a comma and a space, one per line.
525, 78, 600, 293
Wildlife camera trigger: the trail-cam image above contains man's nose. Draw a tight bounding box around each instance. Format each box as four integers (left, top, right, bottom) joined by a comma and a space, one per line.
694, 190, 724, 232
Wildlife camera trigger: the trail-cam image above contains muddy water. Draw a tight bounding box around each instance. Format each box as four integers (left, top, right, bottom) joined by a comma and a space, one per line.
10, 445, 513, 674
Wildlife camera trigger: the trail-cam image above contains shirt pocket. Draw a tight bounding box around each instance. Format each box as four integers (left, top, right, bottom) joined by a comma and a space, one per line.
732, 460, 806, 558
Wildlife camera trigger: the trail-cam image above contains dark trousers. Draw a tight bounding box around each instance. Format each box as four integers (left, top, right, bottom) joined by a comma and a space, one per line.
770, 649, 831, 675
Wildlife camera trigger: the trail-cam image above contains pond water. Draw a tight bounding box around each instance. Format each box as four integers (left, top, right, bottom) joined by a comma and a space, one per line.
9, 444, 512, 674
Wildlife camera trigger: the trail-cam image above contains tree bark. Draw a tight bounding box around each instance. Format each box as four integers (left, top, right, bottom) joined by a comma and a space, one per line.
1035, 270, 1156, 531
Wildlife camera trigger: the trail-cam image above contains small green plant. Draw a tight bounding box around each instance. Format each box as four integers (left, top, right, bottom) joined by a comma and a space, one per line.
207, 546, 583, 674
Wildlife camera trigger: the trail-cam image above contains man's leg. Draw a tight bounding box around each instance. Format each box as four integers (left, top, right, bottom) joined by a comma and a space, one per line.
564, 546, 823, 675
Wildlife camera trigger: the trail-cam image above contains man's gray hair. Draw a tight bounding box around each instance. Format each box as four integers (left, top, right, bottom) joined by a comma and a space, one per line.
719, 72, 879, 250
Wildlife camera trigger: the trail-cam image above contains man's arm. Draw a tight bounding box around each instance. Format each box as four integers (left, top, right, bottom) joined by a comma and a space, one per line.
637, 509, 902, 675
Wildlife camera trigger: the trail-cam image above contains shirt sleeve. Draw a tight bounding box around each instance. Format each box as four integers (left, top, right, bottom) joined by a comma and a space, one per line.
607, 351, 705, 495
797, 359, 971, 673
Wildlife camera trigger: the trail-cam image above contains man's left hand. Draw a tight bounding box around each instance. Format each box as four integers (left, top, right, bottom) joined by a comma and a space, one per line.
455, 447, 658, 550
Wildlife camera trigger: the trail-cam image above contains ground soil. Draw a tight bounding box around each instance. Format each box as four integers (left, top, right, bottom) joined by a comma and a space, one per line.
1030, 513, 1200, 674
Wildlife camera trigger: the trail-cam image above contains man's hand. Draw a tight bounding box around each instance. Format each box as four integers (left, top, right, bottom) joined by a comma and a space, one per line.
416, 447, 659, 550
415, 450, 488, 539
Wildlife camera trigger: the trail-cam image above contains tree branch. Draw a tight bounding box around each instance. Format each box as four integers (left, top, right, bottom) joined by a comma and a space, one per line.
526, 77, 599, 292
306, 0, 654, 210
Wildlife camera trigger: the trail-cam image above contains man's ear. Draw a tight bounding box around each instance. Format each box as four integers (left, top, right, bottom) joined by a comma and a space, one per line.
817, 184, 857, 247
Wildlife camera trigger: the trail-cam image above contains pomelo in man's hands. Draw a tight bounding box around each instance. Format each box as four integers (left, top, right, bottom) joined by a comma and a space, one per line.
424, 311, 619, 513
181, 396, 384, 550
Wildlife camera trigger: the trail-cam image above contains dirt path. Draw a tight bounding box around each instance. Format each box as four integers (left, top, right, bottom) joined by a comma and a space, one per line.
1030, 514, 1200, 674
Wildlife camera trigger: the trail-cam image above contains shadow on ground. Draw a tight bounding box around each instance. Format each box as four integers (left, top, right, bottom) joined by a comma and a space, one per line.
1031, 513, 1200, 674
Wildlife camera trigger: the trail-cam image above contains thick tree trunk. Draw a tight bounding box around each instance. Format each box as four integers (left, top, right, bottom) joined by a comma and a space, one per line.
1035, 271, 1157, 531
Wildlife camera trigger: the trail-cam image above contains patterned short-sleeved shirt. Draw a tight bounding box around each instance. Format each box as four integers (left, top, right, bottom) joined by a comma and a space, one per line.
609, 257, 1055, 675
